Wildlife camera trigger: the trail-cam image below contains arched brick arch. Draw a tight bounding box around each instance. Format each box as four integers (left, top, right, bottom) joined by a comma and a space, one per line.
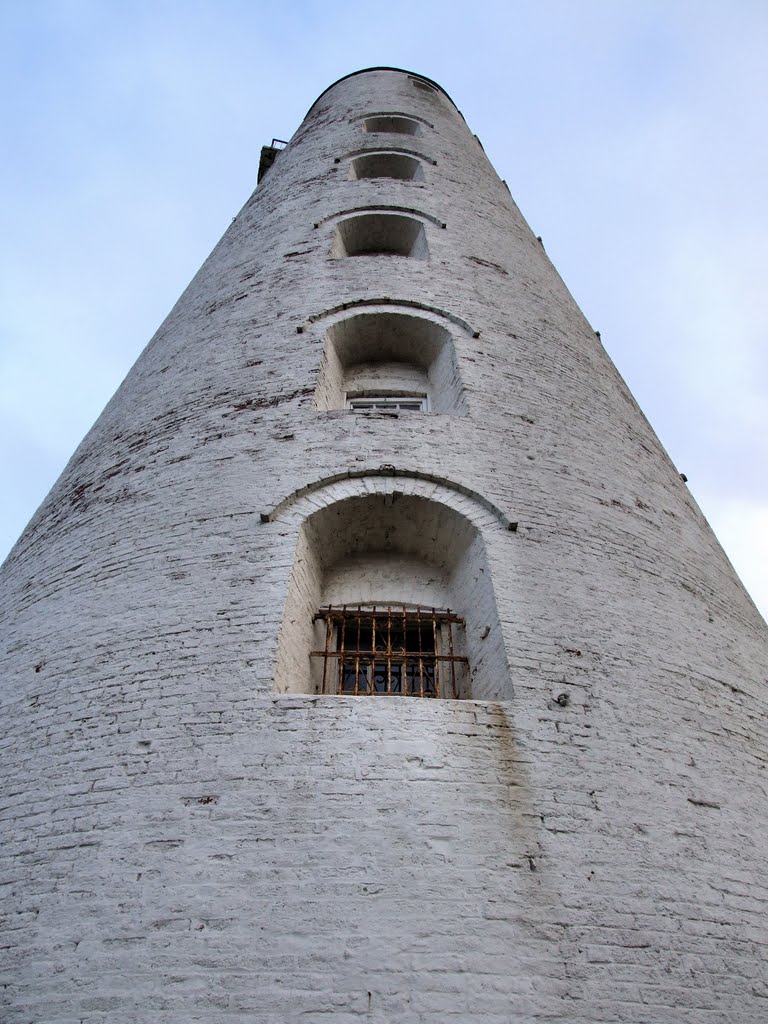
313, 204, 445, 230
298, 298, 478, 337
267, 468, 515, 531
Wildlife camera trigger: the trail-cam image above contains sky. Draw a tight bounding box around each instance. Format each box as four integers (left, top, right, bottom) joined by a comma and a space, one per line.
1, 0, 766, 620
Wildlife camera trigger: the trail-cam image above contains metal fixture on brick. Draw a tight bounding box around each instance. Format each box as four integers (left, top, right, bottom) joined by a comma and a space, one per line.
347, 394, 427, 413
312, 604, 468, 698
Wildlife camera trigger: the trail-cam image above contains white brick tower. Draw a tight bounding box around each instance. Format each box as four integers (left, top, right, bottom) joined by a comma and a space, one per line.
2, 68, 767, 1023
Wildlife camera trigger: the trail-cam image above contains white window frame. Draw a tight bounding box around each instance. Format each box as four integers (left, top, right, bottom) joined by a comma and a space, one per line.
346, 392, 429, 413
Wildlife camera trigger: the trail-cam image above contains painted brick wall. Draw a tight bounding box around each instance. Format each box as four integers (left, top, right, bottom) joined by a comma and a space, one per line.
1, 68, 767, 1023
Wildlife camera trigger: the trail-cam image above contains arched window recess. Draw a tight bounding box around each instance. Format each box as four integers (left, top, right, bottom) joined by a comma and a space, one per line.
329, 212, 429, 258
362, 115, 423, 136
347, 151, 426, 181
313, 309, 467, 416
315, 208, 444, 262
272, 480, 513, 701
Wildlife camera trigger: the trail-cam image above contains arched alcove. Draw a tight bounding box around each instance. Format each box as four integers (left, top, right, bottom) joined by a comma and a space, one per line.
363, 115, 421, 135
348, 152, 425, 181
273, 490, 509, 700
329, 213, 428, 258
314, 311, 467, 415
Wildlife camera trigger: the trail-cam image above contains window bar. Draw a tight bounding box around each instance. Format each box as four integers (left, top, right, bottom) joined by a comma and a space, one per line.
405, 606, 411, 696
337, 605, 347, 695
311, 605, 468, 698
370, 604, 376, 697
416, 604, 424, 697
386, 604, 392, 695
354, 603, 362, 696
322, 604, 333, 695
447, 610, 457, 699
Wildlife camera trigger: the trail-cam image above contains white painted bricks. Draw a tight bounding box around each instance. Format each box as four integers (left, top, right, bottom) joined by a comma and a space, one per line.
1, 68, 768, 1023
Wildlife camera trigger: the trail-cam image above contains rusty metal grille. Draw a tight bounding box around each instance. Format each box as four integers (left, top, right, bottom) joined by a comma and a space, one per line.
311, 604, 468, 698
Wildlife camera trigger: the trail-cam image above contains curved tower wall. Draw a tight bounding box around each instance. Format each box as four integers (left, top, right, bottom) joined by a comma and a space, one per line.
2, 69, 767, 1022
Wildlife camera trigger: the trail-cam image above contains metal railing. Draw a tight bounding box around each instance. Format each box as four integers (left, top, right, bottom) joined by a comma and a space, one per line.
311, 604, 468, 698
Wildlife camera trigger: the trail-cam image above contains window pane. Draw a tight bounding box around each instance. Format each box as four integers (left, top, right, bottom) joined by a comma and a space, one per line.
341, 660, 368, 693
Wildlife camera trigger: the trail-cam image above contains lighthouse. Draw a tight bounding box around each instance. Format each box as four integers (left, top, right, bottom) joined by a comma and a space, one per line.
1, 67, 767, 1022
